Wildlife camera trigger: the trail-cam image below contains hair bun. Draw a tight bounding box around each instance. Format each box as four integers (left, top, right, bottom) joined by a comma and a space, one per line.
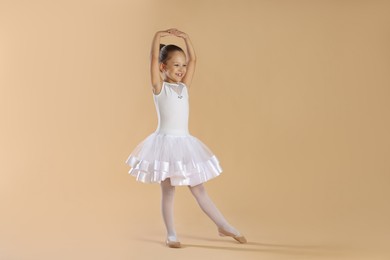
159, 44, 184, 63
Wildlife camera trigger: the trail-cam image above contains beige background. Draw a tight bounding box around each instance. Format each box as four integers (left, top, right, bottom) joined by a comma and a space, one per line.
1, 0, 389, 259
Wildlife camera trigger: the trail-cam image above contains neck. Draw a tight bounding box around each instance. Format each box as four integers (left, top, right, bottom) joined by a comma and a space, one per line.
165, 79, 180, 84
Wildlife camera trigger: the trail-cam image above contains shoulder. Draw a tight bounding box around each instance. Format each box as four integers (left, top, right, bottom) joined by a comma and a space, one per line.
180, 81, 189, 89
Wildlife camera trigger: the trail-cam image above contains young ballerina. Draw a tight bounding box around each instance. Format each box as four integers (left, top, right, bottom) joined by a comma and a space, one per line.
125, 28, 246, 248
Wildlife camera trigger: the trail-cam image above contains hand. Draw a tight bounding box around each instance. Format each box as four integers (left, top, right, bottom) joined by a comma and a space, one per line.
170, 29, 188, 39
158, 28, 178, 37
158, 30, 172, 37
174, 29, 188, 39
161, 28, 188, 39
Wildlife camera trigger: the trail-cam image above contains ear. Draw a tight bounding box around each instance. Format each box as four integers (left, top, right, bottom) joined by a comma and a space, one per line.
159, 63, 165, 72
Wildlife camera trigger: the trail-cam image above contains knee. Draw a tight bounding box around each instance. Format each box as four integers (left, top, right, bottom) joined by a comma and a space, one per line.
161, 179, 175, 197
189, 184, 206, 198
165, 186, 175, 197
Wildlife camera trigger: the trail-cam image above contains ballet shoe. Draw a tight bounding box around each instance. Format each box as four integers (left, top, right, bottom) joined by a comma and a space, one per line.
165, 238, 181, 248
218, 227, 247, 244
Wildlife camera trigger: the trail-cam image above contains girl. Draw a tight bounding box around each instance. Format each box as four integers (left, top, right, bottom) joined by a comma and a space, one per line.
125, 28, 246, 248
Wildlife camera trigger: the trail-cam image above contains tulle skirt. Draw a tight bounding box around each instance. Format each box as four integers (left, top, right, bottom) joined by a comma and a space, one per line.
125, 131, 223, 186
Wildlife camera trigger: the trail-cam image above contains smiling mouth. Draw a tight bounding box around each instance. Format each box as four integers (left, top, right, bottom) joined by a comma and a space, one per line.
176, 73, 184, 77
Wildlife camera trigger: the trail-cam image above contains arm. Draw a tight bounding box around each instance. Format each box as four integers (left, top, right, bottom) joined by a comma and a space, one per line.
150, 30, 170, 91
176, 31, 196, 88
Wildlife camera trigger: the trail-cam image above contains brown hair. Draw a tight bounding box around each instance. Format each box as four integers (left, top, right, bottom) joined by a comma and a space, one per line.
159, 44, 185, 64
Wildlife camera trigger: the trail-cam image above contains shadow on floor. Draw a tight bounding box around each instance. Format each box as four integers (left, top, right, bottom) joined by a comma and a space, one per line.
136, 235, 352, 257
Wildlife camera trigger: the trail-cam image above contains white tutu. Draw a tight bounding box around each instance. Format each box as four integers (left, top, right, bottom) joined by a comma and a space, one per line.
125, 131, 223, 186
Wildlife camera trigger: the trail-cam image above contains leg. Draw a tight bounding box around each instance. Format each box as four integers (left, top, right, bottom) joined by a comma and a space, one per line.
188, 183, 240, 236
160, 178, 178, 241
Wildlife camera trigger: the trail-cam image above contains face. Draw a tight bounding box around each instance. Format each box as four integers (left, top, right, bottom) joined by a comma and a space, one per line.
160, 51, 187, 83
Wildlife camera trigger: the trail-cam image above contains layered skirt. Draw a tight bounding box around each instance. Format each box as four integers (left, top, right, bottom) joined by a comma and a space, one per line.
125, 131, 223, 187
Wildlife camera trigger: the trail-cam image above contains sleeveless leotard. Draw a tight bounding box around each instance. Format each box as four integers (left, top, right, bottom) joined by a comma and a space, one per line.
153, 81, 189, 135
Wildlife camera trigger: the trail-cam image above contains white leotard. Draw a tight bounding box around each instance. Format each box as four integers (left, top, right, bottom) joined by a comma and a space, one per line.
153, 81, 189, 136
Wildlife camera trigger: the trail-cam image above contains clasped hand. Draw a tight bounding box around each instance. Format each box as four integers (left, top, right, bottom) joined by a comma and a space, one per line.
160, 28, 188, 39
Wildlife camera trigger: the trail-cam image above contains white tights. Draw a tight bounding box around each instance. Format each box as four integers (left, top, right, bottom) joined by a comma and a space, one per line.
160, 178, 239, 241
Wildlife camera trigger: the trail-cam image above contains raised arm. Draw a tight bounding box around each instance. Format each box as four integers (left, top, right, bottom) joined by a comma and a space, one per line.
176, 31, 196, 88
150, 30, 170, 92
